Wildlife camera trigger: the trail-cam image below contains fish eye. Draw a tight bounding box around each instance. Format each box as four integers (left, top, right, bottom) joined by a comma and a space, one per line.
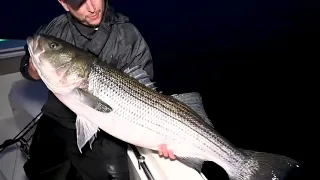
49, 42, 59, 49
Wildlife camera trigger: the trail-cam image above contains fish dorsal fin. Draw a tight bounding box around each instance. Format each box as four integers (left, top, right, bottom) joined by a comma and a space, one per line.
123, 65, 158, 91
171, 92, 213, 127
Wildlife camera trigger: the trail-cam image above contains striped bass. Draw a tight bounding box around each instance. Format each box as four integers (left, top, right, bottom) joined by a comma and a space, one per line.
26, 34, 300, 180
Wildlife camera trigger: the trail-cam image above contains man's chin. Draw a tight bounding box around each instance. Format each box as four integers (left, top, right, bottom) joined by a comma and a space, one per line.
86, 17, 102, 27
88, 21, 101, 28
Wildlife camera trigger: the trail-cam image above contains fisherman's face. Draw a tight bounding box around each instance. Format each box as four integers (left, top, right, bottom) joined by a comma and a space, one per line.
59, 0, 105, 27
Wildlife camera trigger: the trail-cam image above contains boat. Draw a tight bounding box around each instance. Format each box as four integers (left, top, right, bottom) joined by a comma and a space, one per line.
0, 39, 208, 180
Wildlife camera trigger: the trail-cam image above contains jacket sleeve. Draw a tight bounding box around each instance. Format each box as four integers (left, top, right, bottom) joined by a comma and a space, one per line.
132, 34, 154, 80
19, 25, 48, 81
119, 24, 154, 80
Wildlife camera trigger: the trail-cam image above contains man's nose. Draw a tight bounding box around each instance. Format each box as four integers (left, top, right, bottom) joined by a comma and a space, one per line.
85, 0, 95, 13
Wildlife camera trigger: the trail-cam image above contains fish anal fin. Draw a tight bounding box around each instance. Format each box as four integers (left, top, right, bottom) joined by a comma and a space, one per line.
123, 65, 158, 91
76, 116, 99, 153
77, 89, 112, 113
176, 156, 205, 172
171, 92, 213, 127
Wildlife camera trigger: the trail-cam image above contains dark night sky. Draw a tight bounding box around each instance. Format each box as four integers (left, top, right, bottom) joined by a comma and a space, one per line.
1, 0, 315, 179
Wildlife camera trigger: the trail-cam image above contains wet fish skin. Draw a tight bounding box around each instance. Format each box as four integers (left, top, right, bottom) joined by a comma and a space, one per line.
26, 34, 300, 180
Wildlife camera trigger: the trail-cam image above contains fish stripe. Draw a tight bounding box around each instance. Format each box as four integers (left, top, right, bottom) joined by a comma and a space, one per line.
89, 63, 245, 166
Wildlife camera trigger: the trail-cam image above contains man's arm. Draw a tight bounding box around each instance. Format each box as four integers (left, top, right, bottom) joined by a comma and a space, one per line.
130, 35, 154, 80
118, 24, 154, 80
118, 24, 176, 160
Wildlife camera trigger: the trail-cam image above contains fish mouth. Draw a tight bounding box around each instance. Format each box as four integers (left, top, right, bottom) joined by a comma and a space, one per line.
26, 37, 34, 58
26, 35, 57, 88
26, 37, 33, 49
26, 35, 40, 56
26, 35, 45, 70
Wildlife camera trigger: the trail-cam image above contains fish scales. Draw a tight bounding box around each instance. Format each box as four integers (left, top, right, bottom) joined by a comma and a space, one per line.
88, 64, 192, 141
87, 63, 244, 168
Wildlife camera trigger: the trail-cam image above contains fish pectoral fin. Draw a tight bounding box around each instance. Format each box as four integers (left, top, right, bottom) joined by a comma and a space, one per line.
171, 92, 213, 127
176, 156, 205, 172
123, 65, 158, 91
76, 116, 99, 153
77, 88, 112, 113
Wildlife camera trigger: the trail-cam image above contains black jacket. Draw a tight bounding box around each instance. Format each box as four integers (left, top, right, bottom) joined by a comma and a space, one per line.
20, 7, 153, 129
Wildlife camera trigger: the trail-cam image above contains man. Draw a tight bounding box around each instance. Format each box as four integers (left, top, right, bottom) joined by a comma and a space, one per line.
20, 0, 175, 179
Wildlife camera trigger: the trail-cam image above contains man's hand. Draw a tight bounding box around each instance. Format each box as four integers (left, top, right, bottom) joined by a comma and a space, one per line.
28, 57, 41, 80
158, 144, 176, 160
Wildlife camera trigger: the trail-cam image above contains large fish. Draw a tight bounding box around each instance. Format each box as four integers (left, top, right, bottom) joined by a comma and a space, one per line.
26, 34, 299, 180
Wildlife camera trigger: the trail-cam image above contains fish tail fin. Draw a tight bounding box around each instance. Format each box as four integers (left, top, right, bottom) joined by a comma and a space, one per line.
228, 149, 300, 180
